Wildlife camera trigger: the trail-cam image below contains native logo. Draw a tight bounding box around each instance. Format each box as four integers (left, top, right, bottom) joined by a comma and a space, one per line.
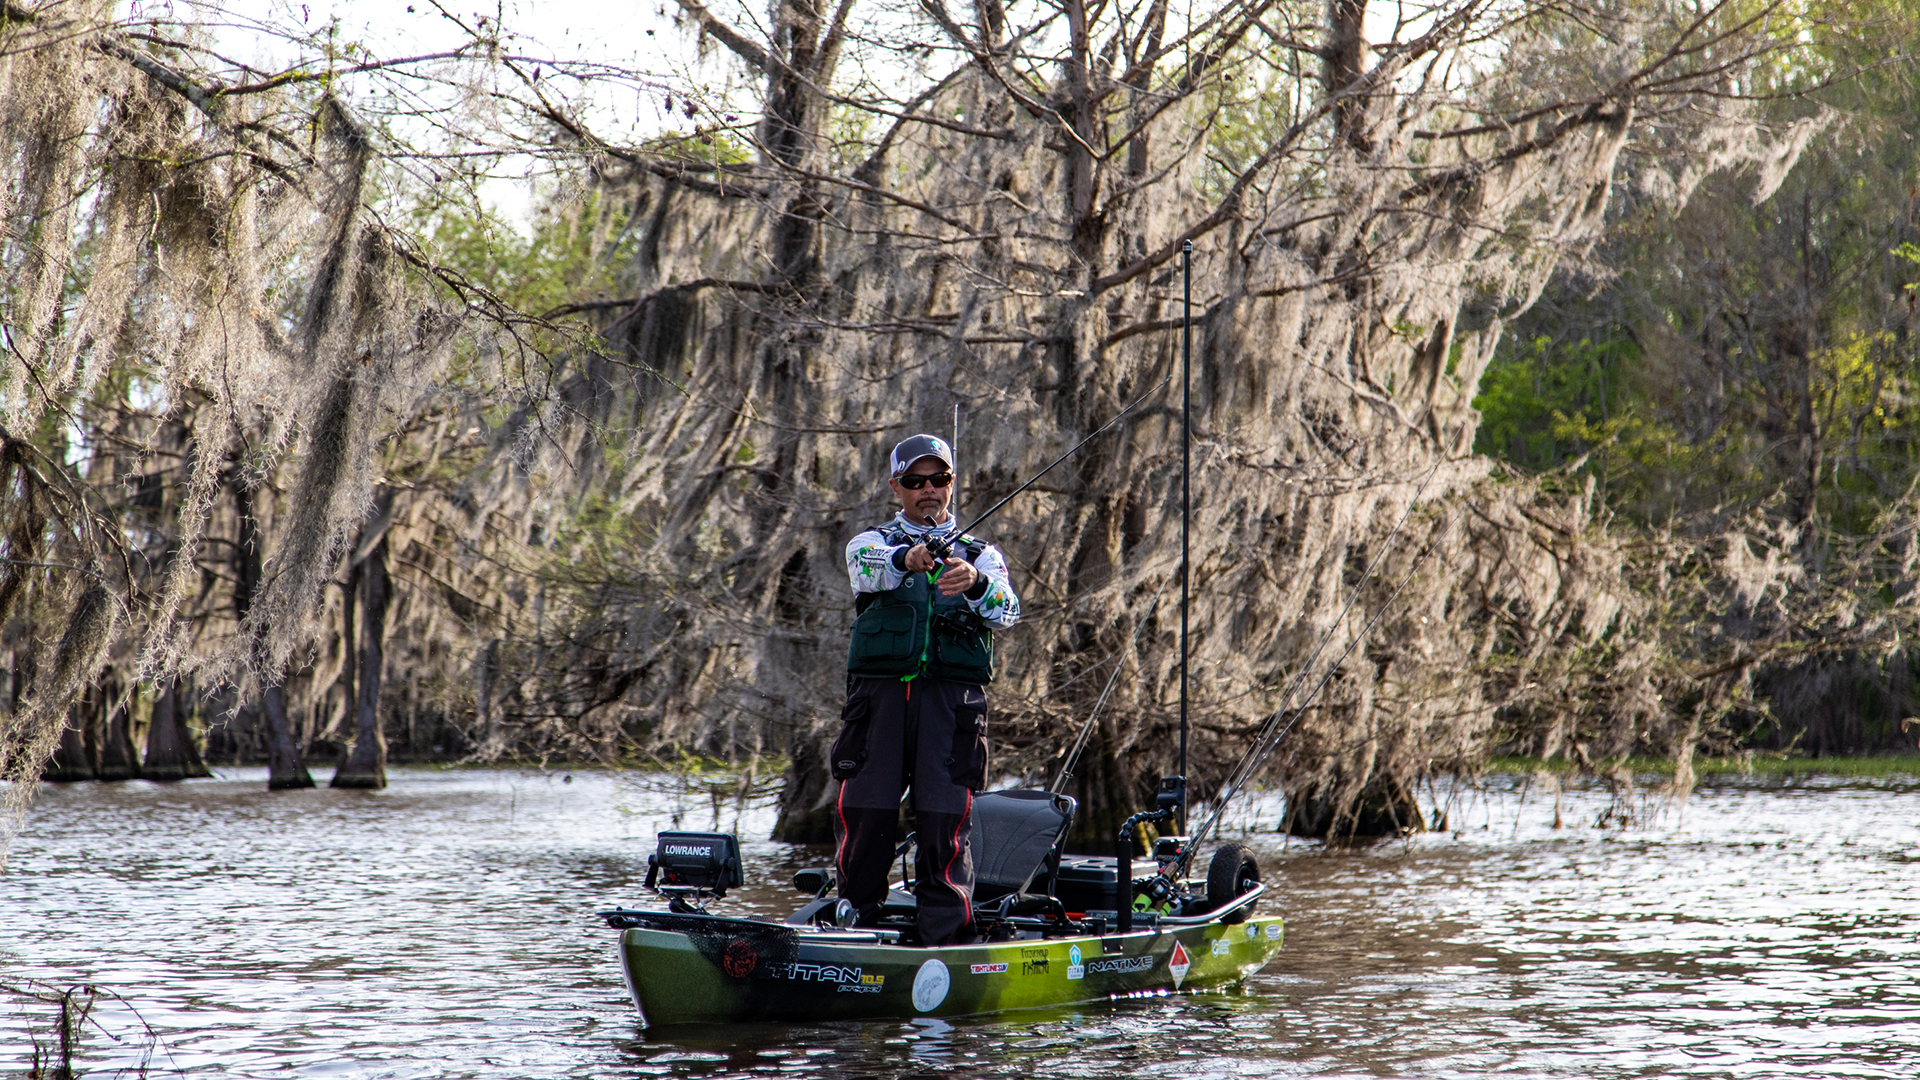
970, 962, 1008, 975
1167, 941, 1191, 989
1087, 955, 1154, 975
1211, 937, 1232, 957
1265, 924, 1282, 941
1066, 944, 1084, 981
721, 938, 757, 978
912, 958, 950, 1012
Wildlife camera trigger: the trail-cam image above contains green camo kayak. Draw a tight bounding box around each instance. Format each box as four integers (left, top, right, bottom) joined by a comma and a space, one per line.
608, 901, 1283, 1026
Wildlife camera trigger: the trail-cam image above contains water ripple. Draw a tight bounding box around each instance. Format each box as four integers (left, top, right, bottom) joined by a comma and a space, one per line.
4, 768, 1918, 1078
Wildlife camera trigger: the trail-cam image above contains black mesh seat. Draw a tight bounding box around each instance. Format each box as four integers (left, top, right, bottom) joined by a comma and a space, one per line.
969, 789, 1076, 902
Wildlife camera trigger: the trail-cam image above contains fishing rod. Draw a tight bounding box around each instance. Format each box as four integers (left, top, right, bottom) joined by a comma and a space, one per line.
1173, 452, 1451, 880
925, 373, 1171, 560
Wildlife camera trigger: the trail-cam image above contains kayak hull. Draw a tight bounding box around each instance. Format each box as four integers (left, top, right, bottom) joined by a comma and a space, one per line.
616, 913, 1285, 1026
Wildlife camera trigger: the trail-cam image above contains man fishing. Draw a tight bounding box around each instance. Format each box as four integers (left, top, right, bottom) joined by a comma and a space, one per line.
834, 434, 1021, 946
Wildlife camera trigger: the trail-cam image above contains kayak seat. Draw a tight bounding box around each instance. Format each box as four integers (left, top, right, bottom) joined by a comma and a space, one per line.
968, 789, 1077, 904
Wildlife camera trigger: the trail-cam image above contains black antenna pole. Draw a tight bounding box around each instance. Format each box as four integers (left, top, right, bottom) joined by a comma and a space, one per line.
1179, 239, 1192, 834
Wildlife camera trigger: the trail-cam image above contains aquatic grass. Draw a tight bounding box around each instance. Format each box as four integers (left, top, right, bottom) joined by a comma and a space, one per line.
2, 979, 162, 1080
615, 750, 788, 834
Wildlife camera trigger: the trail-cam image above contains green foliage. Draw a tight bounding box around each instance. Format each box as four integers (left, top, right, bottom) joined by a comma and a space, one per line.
1473, 0, 1920, 758
1894, 241, 1920, 294
1472, 334, 1640, 472
641, 126, 752, 169
403, 186, 635, 320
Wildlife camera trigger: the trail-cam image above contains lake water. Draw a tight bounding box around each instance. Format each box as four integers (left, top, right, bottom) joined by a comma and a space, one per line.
3, 767, 1917, 1078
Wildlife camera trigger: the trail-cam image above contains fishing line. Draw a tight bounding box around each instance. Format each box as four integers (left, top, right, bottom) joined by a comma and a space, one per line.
1049, 592, 1165, 795
926, 373, 1172, 559
1186, 504, 1454, 863
1178, 450, 1454, 871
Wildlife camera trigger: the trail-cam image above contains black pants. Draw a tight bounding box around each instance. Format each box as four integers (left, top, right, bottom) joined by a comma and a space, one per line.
831, 676, 989, 946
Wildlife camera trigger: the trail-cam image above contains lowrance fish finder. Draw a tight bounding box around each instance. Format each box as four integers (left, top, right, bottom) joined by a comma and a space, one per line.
644, 831, 743, 911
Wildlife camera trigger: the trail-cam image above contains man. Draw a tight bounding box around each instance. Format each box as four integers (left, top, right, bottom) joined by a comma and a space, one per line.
834, 434, 1021, 945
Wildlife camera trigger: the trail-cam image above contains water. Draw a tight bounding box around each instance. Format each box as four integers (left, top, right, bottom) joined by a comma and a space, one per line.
4, 767, 1917, 1079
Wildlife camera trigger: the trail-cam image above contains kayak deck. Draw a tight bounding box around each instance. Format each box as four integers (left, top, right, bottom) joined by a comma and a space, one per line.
612, 909, 1284, 1026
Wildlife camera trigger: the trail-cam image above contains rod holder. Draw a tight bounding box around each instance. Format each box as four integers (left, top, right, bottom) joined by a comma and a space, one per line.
1114, 806, 1174, 934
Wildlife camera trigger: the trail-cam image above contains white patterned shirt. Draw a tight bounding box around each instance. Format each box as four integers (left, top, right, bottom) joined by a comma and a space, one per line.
844, 513, 1021, 629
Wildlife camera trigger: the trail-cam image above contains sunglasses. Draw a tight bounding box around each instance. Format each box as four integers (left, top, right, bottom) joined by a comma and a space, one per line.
896, 471, 954, 490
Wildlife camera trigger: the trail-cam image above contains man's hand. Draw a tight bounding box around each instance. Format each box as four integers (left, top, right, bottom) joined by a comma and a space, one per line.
903, 544, 938, 573
934, 557, 978, 596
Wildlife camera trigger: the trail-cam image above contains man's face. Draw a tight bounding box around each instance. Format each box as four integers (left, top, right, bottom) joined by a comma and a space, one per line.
889, 456, 953, 525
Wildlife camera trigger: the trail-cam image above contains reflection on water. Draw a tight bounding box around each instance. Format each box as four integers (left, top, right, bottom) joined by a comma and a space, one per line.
4, 768, 1918, 1078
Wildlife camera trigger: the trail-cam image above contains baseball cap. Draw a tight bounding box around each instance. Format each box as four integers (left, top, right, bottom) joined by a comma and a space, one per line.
889, 434, 955, 478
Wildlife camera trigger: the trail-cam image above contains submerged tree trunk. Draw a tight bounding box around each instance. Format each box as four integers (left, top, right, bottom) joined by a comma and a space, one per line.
332, 532, 390, 789
95, 680, 140, 782
1283, 780, 1427, 839
42, 715, 94, 782
261, 685, 313, 789
236, 478, 314, 791
142, 678, 210, 781
1061, 721, 1132, 852
771, 726, 834, 843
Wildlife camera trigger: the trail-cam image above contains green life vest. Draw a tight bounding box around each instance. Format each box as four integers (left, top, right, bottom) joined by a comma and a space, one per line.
847, 528, 996, 684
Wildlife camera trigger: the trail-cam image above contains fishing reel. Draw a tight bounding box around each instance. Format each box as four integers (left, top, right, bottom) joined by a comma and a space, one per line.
1130, 834, 1194, 911
1115, 777, 1199, 929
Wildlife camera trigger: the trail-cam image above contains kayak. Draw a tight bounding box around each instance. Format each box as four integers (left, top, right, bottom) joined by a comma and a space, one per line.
600, 789, 1280, 1026
604, 895, 1282, 1026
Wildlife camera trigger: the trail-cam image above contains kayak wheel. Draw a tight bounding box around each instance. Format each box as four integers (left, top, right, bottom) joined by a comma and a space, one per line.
1206, 843, 1260, 923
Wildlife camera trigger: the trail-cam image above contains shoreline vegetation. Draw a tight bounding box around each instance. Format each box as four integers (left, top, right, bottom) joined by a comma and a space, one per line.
28, 750, 1915, 787
6, 2, 1920, 848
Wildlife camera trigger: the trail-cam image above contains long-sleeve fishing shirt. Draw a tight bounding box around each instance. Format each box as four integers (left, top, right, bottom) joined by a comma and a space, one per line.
844, 512, 1022, 630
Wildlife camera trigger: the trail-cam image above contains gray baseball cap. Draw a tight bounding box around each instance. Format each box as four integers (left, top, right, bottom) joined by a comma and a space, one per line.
889, 434, 955, 477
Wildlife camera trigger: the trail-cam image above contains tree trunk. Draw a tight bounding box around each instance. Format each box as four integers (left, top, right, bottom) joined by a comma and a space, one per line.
235, 476, 315, 790
142, 678, 211, 781
1062, 719, 1136, 852
332, 533, 390, 789
95, 679, 141, 781
40, 646, 94, 779
1325, 0, 1372, 152
474, 638, 498, 756
771, 716, 834, 842
261, 685, 313, 788
42, 714, 95, 782
1284, 779, 1427, 839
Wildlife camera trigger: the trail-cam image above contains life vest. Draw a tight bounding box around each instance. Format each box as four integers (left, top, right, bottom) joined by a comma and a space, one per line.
846, 525, 996, 684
